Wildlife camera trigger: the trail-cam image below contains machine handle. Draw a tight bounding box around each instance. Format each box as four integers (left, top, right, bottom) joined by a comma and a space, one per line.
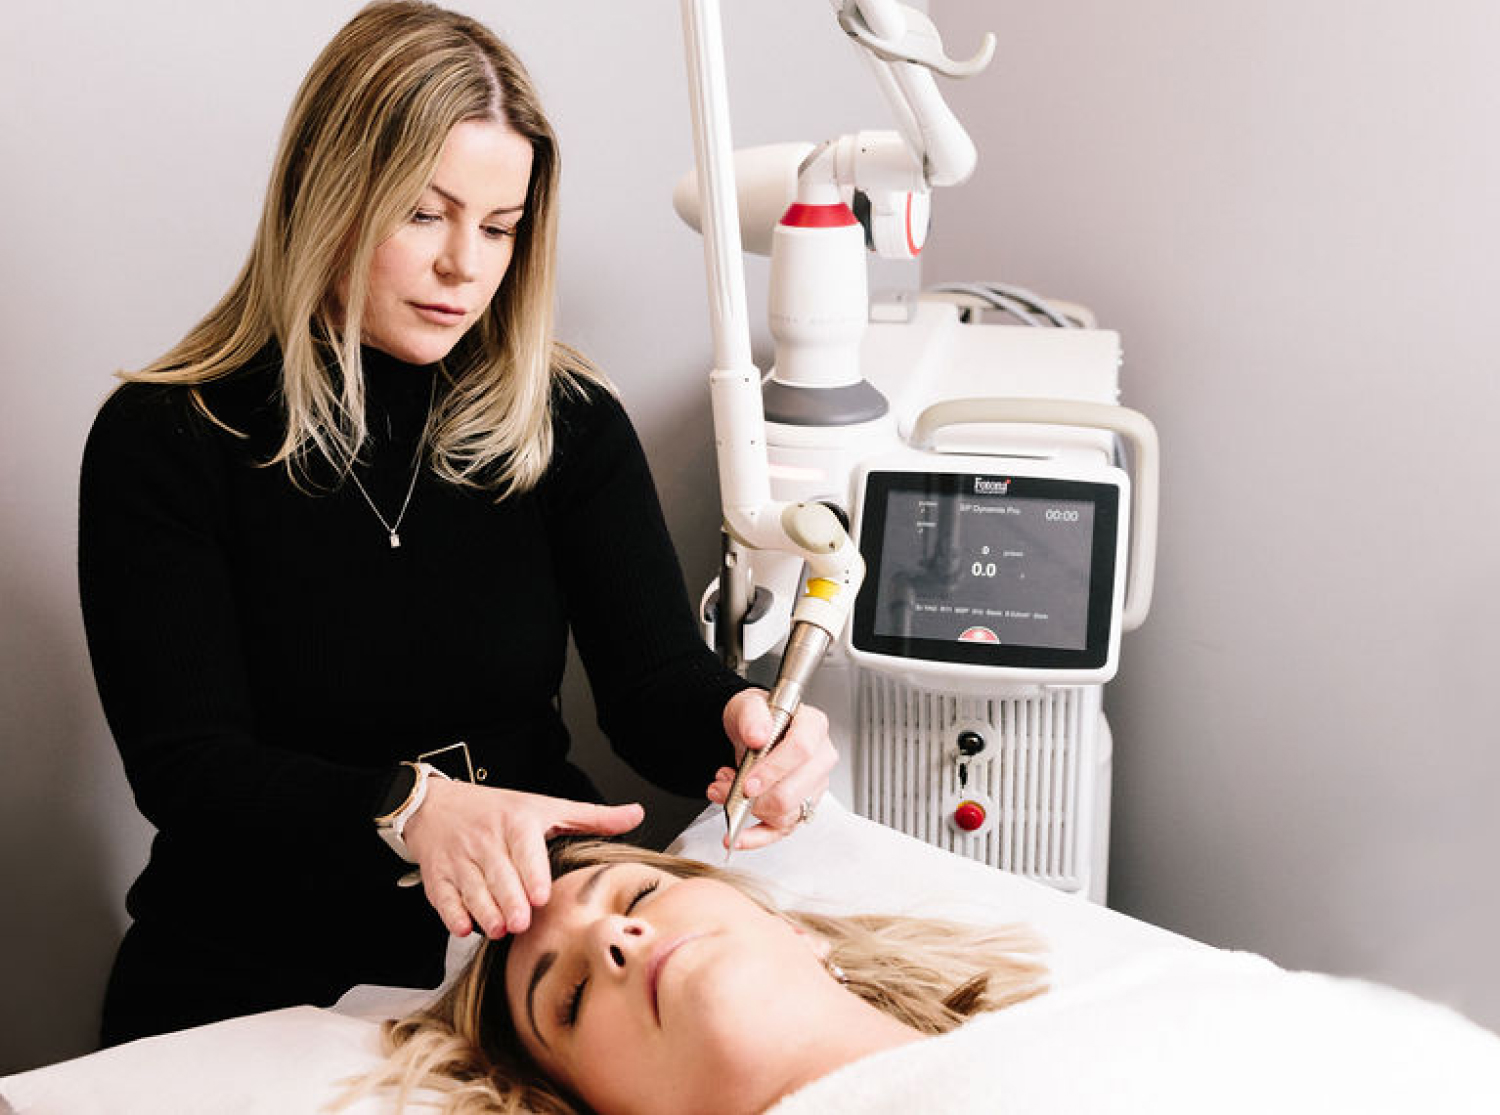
910, 397, 1159, 631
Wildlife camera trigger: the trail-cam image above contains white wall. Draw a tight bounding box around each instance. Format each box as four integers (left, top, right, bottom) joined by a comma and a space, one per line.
926, 0, 1500, 1029
0, 0, 890, 1073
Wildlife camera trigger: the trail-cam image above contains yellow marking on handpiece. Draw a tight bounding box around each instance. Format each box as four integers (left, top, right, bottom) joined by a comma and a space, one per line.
805, 577, 839, 600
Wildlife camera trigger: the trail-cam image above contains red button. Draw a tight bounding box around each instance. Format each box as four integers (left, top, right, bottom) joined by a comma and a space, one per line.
953, 800, 986, 832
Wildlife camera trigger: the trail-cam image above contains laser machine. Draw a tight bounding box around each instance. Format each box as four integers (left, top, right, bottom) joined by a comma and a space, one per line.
678, 0, 1158, 901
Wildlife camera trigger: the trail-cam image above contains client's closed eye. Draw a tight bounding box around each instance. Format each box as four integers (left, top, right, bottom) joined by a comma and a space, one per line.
625, 879, 659, 913
560, 977, 587, 1028
555, 877, 662, 1030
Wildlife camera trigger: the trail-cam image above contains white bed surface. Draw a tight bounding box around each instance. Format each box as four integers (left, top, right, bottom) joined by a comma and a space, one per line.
0, 1006, 386, 1114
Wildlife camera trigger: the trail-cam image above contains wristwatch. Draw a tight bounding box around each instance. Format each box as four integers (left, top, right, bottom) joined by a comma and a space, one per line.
373, 761, 449, 863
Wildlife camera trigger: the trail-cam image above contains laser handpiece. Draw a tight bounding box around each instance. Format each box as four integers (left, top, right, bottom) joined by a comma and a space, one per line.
723, 621, 834, 858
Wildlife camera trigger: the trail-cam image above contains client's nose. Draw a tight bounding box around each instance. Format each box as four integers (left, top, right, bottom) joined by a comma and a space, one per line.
595, 916, 648, 969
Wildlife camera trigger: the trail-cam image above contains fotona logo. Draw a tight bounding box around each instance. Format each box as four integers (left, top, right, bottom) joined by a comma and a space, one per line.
973, 477, 1011, 495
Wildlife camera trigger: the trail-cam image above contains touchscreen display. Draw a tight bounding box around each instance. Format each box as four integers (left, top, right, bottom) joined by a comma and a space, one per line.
872, 489, 1094, 650
853, 472, 1120, 669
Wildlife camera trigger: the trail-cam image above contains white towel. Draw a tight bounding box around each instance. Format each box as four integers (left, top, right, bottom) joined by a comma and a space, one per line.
768, 949, 1500, 1114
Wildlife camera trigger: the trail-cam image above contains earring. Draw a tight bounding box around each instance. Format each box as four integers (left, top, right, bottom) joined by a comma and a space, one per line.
824, 956, 849, 985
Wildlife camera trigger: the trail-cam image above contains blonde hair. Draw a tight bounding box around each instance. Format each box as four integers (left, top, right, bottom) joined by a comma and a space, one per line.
127, 1, 603, 496
340, 841, 1048, 1114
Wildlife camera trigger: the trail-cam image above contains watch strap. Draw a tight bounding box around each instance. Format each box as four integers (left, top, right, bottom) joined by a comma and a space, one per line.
375, 761, 449, 864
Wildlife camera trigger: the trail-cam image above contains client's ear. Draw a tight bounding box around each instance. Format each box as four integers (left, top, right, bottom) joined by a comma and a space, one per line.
786, 919, 834, 962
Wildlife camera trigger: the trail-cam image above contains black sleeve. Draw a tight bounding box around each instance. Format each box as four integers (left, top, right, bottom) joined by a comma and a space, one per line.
78, 386, 392, 877
542, 383, 749, 796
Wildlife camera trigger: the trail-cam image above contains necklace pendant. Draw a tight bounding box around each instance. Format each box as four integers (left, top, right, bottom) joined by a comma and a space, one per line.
348, 376, 433, 553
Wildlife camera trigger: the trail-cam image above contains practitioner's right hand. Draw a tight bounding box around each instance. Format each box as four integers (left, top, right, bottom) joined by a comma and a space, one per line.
402, 781, 643, 939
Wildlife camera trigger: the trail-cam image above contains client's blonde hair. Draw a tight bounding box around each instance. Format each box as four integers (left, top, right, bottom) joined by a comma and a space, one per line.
341, 840, 1048, 1114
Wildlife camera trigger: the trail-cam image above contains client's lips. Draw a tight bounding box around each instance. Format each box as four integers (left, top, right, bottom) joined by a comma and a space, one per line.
646, 934, 703, 1023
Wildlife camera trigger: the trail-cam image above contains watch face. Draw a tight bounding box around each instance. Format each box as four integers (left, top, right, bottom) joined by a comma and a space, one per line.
374, 764, 419, 820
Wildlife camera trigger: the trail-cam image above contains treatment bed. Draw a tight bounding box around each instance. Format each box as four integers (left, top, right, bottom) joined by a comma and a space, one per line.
4, 799, 1497, 1112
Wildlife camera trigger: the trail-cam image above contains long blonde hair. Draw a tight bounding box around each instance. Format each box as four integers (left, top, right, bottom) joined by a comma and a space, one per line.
340, 840, 1048, 1114
128, 1, 603, 496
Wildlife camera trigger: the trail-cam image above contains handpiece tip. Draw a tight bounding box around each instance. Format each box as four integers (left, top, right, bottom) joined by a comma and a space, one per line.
724, 801, 751, 851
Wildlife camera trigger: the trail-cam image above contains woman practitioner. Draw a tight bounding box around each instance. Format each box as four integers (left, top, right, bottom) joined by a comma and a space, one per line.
79, 1, 833, 1046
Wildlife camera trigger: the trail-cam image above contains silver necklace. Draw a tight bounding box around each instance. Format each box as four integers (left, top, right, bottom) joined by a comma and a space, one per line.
346, 376, 436, 550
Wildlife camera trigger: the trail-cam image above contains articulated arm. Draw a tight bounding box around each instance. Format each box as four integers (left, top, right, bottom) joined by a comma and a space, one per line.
682, 0, 992, 654
682, 0, 865, 662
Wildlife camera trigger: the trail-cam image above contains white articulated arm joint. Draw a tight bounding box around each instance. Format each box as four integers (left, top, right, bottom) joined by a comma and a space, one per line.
836, 0, 993, 189
717, 496, 865, 637
830, 131, 930, 259
747, 501, 866, 746
712, 361, 865, 639
779, 502, 866, 639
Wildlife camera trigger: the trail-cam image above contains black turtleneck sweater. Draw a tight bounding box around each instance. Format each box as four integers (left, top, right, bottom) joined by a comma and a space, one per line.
79, 345, 744, 1041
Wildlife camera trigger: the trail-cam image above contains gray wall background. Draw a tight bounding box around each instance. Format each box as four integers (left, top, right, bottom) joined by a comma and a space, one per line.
925, 0, 1499, 1032
0, 0, 891, 1073
3, 0, 1497, 1076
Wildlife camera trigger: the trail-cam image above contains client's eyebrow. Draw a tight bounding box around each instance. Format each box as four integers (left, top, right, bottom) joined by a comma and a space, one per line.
525, 952, 556, 1050
524, 864, 619, 1047
576, 863, 616, 903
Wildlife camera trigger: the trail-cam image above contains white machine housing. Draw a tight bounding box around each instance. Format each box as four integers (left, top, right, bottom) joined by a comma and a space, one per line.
713, 300, 1153, 902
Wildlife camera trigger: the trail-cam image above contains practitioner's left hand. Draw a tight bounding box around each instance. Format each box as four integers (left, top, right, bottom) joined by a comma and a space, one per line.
707, 688, 837, 851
